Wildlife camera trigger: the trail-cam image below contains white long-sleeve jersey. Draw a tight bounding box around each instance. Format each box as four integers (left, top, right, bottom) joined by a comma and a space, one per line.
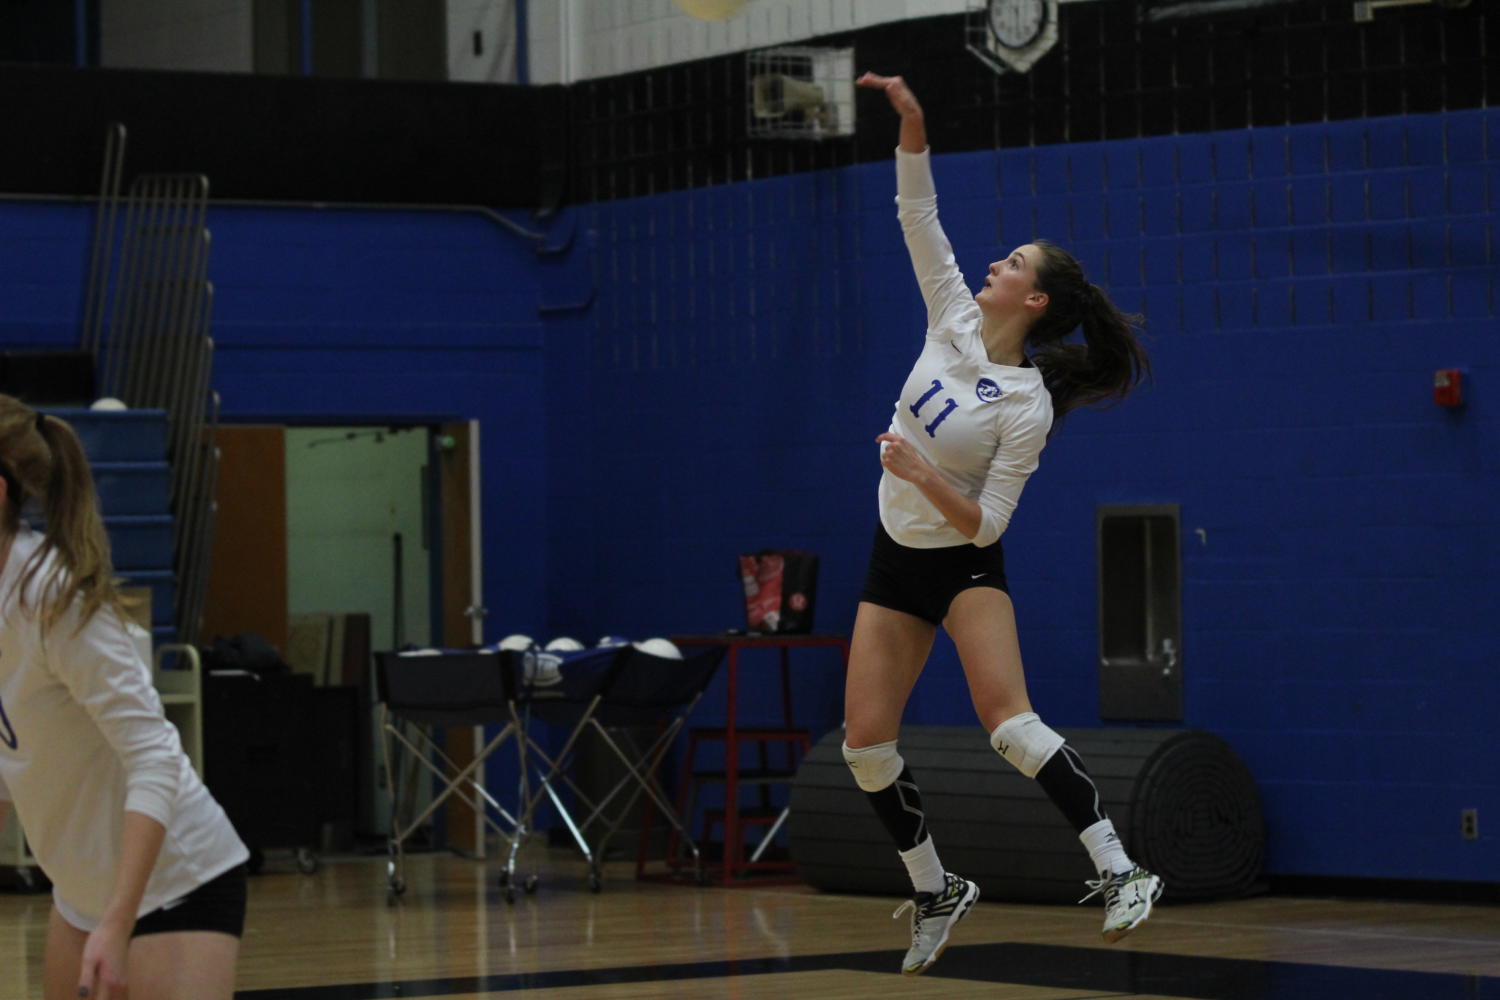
0, 526, 247, 931
878, 147, 1053, 549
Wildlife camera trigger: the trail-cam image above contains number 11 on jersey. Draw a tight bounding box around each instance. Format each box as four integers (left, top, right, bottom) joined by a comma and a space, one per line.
909, 379, 957, 438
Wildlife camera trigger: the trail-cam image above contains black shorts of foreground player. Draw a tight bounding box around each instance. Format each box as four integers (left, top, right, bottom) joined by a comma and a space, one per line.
846, 71, 1161, 978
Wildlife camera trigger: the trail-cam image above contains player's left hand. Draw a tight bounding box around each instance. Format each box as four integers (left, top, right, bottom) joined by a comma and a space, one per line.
876, 432, 931, 485
78, 918, 131, 999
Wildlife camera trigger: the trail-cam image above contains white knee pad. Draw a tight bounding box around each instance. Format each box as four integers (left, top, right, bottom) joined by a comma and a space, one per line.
842, 739, 905, 793
990, 712, 1065, 778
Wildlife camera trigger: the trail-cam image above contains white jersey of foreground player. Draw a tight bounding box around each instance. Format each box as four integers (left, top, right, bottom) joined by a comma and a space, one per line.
0, 525, 247, 931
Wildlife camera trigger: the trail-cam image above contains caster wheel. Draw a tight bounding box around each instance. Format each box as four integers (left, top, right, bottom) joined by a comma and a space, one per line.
389, 877, 406, 896
524, 875, 540, 894
587, 870, 602, 894
296, 848, 320, 875
504, 885, 517, 904
498, 869, 510, 887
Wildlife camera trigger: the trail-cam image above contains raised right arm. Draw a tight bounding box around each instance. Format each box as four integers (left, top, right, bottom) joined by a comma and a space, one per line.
857, 72, 972, 331
856, 72, 926, 153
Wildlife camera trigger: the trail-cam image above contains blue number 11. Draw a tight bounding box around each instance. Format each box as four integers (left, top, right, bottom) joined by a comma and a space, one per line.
909, 379, 957, 438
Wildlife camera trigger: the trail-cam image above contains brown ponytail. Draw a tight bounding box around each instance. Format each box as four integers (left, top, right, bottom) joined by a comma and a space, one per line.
0, 395, 125, 631
1025, 240, 1151, 424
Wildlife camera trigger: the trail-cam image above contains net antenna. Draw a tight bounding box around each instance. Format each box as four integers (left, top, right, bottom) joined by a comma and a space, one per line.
747, 46, 855, 140
964, 0, 1060, 75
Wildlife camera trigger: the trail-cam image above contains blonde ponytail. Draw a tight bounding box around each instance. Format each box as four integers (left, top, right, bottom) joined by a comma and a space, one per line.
0, 396, 126, 631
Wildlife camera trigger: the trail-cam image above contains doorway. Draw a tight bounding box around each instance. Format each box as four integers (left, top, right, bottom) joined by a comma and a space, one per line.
201, 419, 483, 846
286, 425, 431, 654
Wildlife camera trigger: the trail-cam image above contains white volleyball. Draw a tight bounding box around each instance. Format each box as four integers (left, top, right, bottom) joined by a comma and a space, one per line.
544, 636, 584, 652
527, 650, 563, 687
596, 635, 630, 648
632, 637, 682, 660
91, 397, 127, 411
497, 633, 534, 651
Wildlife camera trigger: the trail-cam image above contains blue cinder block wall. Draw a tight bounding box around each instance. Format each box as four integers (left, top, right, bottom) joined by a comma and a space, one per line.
0, 202, 552, 644
544, 108, 1499, 884
0, 108, 1493, 884
204, 205, 553, 637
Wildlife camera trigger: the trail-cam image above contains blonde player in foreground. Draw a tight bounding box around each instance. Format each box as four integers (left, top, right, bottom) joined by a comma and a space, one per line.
0, 395, 248, 999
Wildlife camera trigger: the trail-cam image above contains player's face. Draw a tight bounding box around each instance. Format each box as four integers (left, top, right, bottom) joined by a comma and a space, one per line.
975, 244, 1044, 315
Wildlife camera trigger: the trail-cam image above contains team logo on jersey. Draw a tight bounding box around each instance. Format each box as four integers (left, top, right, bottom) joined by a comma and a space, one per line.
976, 378, 1003, 402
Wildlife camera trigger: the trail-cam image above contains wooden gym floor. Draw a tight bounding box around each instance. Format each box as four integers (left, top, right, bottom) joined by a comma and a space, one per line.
2, 848, 1497, 999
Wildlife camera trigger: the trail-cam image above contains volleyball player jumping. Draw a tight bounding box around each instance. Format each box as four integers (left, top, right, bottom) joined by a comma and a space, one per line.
844, 73, 1162, 977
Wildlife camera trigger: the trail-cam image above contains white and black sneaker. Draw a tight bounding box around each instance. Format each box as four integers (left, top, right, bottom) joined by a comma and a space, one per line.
891, 872, 980, 976
1080, 866, 1164, 943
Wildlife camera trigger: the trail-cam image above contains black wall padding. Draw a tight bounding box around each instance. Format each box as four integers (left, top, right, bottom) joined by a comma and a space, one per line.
0, 64, 566, 207
789, 725, 1263, 903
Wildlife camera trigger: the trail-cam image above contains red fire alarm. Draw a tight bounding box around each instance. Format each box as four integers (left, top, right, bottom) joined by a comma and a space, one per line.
1434, 369, 1465, 409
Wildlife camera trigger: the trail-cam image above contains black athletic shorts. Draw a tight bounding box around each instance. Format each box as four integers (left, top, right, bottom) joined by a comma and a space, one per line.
131, 863, 247, 939
858, 522, 1009, 626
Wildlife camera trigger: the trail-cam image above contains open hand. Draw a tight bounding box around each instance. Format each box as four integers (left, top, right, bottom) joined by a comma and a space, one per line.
856, 72, 922, 117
